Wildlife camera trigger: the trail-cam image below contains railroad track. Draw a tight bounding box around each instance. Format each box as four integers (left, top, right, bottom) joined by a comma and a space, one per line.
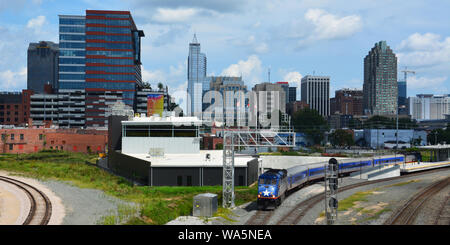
384, 176, 450, 225
245, 210, 274, 225
435, 195, 450, 225
0, 175, 52, 225
245, 167, 450, 225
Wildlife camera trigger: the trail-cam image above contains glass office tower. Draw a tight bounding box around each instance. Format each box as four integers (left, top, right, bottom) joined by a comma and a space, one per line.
187, 34, 207, 117
58, 10, 144, 127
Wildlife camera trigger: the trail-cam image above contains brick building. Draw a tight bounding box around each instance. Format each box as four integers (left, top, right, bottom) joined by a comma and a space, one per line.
331, 88, 363, 115
0, 90, 33, 126
286, 101, 309, 116
0, 126, 107, 154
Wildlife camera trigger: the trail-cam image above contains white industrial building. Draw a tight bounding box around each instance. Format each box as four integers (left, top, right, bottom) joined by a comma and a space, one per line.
108, 115, 258, 186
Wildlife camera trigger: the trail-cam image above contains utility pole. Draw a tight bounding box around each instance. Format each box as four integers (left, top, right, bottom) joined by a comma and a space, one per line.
396, 109, 399, 150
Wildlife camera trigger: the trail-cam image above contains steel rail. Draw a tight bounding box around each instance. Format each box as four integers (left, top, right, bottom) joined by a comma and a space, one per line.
385, 176, 450, 225
0, 175, 52, 225
273, 167, 450, 225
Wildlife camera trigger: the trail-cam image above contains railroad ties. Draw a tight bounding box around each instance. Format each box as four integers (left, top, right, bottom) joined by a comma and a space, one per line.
0, 176, 52, 225
384, 176, 450, 225
245, 210, 274, 225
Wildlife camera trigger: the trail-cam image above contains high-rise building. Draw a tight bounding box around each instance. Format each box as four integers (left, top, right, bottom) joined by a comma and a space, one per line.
363, 41, 398, 116
207, 76, 248, 124
27, 41, 59, 93
187, 34, 207, 117
276, 82, 289, 104
301, 75, 330, 117
398, 80, 407, 115
331, 88, 363, 115
288, 87, 297, 103
58, 10, 144, 127
252, 82, 287, 126
409, 94, 450, 120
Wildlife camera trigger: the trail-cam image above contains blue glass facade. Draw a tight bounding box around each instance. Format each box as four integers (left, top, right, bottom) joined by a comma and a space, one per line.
58, 10, 144, 127
59, 15, 86, 86
187, 35, 207, 116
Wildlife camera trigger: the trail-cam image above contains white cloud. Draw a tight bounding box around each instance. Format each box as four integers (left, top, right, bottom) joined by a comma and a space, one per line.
398, 33, 443, 51
26, 15, 47, 29
283, 71, 302, 84
397, 33, 450, 67
0, 67, 27, 91
221, 55, 263, 84
153, 8, 200, 23
229, 35, 269, 54
407, 75, 448, 93
297, 9, 362, 47
281, 71, 303, 100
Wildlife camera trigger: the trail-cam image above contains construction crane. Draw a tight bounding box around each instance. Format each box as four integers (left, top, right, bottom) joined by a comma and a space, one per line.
401, 66, 415, 82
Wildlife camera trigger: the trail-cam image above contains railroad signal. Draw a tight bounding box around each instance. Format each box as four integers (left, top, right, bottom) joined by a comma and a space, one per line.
325, 158, 338, 225
329, 197, 338, 209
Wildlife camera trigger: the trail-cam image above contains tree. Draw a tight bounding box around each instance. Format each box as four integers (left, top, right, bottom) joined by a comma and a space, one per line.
142, 82, 152, 89
292, 108, 329, 145
329, 129, 354, 147
348, 118, 363, 129
364, 115, 418, 129
157, 82, 164, 91
428, 126, 450, 145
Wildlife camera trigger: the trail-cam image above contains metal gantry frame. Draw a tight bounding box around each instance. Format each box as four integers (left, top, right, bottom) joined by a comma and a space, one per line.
222, 128, 296, 208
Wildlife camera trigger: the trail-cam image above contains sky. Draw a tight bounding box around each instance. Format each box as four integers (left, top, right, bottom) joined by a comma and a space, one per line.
1, 0, 449, 110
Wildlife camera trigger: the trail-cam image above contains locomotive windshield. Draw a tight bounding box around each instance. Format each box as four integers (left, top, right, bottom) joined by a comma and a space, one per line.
259, 178, 276, 185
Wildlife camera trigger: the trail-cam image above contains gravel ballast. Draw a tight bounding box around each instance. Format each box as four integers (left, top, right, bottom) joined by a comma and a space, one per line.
40, 180, 138, 225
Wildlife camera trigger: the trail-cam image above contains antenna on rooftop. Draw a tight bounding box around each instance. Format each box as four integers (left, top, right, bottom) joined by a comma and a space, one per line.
192, 33, 198, 43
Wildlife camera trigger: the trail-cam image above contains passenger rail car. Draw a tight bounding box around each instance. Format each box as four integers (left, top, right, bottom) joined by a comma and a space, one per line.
257, 155, 404, 209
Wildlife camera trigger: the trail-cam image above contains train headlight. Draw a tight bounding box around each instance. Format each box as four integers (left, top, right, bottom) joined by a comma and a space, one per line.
272, 195, 275, 198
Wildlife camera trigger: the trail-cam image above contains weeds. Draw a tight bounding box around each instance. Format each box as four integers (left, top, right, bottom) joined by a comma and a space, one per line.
0, 151, 256, 225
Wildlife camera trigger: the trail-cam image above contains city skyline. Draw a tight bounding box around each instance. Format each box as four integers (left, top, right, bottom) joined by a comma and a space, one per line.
1, 0, 449, 108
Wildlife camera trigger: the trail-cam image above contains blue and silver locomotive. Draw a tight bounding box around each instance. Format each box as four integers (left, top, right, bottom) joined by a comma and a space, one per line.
257, 155, 405, 209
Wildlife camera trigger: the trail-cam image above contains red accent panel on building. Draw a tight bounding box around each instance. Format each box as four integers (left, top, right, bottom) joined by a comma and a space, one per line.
86, 32, 131, 36
86, 10, 131, 15
86, 55, 133, 59
86, 24, 130, 28
85, 63, 134, 67
85, 70, 134, 75
85, 79, 135, 83
85, 88, 135, 92
85, 47, 133, 52
85, 40, 132, 44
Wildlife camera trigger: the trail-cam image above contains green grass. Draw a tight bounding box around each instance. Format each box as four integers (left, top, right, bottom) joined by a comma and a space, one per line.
0, 151, 257, 225
337, 190, 374, 211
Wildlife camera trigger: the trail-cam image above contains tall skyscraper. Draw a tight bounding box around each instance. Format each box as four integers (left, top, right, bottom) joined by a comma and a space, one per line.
187, 34, 207, 117
58, 10, 144, 127
363, 41, 398, 116
27, 41, 59, 93
301, 75, 330, 117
